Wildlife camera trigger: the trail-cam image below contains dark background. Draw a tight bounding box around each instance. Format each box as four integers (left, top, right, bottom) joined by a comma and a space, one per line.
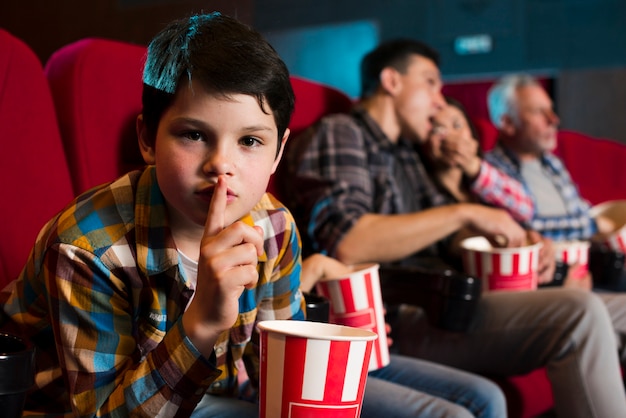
2, 0, 625, 142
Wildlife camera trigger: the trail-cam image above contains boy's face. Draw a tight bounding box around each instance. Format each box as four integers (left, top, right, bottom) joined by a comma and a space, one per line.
139, 80, 287, 230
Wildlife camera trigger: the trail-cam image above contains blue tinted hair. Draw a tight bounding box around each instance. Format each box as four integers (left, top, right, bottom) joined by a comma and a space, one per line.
141, 12, 294, 152
143, 13, 219, 94
487, 74, 540, 128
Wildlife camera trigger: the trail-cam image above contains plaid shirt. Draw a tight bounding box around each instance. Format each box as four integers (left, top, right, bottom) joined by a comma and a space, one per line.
0, 166, 304, 417
485, 144, 597, 241
285, 108, 534, 262
469, 160, 534, 224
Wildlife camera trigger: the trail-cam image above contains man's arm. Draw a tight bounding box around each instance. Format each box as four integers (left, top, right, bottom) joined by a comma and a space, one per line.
335, 203, 526, 265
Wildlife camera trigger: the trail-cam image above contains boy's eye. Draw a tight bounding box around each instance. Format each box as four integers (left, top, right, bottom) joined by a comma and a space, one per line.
183, 131, 204, 142
240, 136, 261, 147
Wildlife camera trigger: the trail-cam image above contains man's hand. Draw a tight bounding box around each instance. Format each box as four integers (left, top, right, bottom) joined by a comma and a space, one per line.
466, 205, 528, 248
527, 231, 556, 284
563, 263, 593, 291
183, 176, 264, 355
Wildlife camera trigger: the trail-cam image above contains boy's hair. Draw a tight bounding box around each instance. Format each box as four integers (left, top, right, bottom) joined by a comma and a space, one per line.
487, 73, 540, 129
141, 12, 295, 153
359, 38, 440, 100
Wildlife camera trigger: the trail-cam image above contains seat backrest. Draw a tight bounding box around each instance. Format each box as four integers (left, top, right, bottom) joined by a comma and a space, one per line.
269, 76, 353, 199
0, 29, 75, 286
555, 130, 626, 205
287, 76, 354, 138
45, 38, 147, 195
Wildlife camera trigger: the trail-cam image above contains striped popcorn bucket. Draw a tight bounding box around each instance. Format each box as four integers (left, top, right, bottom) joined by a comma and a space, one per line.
554, 240, 591, 279
590, 200, 626, 254
258, 320, 376, 418
460, 236, 543, 292
315, 263, 390, 371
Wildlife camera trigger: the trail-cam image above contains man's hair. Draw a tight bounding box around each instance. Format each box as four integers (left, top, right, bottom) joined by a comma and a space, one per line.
141, 12, 295, 153
487, 74, 540, 129
359, 39, 440, 100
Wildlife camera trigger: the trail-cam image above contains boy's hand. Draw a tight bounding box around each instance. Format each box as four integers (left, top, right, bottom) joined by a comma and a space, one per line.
183, 176, 263, 355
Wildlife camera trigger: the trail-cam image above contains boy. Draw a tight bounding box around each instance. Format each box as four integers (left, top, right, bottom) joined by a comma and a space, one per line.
0, 14, 505, 417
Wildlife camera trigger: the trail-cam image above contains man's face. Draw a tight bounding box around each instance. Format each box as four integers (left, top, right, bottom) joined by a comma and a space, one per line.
393, 55, 445, 143
507, 84, 560, 158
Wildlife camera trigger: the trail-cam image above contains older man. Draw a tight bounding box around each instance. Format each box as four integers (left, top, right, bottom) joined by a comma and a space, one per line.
485, 74, 614, 241
485, 73, 626, 360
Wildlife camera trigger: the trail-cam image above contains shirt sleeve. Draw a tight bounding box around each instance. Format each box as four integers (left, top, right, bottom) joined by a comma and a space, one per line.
45, 243, 221, 417
291, 117, 374, 257
470, 160, 535, 224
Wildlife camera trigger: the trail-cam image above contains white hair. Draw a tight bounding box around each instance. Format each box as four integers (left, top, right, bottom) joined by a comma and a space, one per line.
487, 74, 541, 128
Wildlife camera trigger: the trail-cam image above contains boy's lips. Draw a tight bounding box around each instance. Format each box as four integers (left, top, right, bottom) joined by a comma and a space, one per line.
197, 186, 236, 203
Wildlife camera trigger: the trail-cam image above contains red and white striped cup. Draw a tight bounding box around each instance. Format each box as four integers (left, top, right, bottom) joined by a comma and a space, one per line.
258, 320, 376, 418
460, 236, 543, 292
315, 263, 390, 371
554, 240, 591, 279
590, 200, 626, 253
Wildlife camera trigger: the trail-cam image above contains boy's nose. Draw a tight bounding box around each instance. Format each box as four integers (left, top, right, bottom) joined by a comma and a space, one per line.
203, 147, 233, 175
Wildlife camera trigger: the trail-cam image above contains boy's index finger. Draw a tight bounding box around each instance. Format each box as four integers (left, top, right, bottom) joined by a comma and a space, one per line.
205, 175, 227, 237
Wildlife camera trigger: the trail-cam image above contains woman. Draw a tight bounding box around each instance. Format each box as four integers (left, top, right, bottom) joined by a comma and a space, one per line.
423, 96, 534, 224
424, 97, 590, 289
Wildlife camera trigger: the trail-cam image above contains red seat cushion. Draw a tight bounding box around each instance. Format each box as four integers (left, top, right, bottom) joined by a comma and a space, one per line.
0, 29, 74, 285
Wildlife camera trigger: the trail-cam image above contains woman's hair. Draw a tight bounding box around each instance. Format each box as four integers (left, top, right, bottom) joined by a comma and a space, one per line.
141, 12, 295, 153
444, 96, 480, 143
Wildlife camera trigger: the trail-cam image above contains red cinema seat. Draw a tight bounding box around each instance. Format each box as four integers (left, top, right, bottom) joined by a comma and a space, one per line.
556, 130, 626, 205
0, 29, 74, 287
45, 38, 147, 195
269, 76, 353, 198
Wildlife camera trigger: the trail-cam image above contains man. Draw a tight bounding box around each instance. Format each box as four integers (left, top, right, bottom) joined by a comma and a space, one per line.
484, 73, 614, 241
485, 72, 626, 358
283, 39, 626, 417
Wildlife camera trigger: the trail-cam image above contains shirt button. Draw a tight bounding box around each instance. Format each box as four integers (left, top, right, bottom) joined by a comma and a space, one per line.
212, 381, 222, 389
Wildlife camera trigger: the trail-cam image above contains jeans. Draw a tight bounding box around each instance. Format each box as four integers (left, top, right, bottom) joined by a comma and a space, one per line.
191, 353, 506, 418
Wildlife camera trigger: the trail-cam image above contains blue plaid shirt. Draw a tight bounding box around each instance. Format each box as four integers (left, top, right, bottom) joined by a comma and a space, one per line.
485, 144, 597, 241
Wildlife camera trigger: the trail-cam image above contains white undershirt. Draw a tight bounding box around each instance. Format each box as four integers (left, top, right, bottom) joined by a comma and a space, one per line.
178, 250, 198, 309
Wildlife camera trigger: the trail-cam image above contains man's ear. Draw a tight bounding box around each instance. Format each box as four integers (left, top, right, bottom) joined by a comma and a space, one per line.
500, 114, 517, 137
379, 67, 401, 96
136, 114, 156, 165
271, 128, 290, 174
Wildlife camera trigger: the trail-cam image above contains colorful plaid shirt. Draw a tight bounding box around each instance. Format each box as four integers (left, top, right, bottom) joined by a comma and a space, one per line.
485, 144, 597, 241
284, 108, 534, 263
469, 160, 534, 224
0, 166, 304, 417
